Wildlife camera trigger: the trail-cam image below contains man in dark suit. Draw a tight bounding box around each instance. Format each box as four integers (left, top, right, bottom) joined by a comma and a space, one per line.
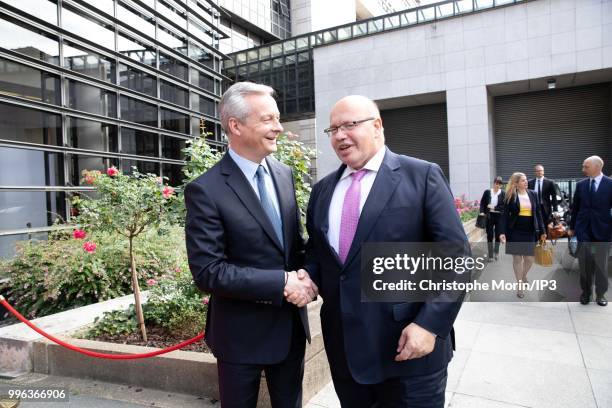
301, 96, 468, 407
569, 156, 612, 307
528, 164, 558, 225
185, 82, 318, 407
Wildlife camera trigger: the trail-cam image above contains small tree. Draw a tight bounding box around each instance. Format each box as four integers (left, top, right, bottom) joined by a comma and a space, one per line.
73, 168, 179, 341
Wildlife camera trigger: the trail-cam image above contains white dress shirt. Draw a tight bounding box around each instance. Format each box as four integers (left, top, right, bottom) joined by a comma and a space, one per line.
490, 189, 501, 212
327, 146, 386, 255
535, 177, 544, 196
590, 173, 603, 192
228, 148, 281, 217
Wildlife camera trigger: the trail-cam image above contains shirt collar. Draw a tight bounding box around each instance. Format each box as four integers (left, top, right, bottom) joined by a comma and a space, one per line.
592, 173, 603, 184
340, 146, 386, 181
228, 148, 270, 181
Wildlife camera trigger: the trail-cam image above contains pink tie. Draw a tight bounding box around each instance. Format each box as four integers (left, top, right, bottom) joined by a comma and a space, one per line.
338, 169, 368, 263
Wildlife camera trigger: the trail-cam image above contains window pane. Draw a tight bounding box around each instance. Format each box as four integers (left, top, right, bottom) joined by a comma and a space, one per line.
159, 52, 188, 81
118, 34, 156, 67
191, 93, 215, 116
162, 135, 185, 160
122, 159, 160, 175
0, 58, 60, 104
0, 191, 66, 231
66, 79, 117, 118
0, 232, 49, 259
161, 80, 189, 107
118, 63, 156, 97
0, 103, 61, 146
162, 162, 183, 186
121, 127, 158, 157
190, 68, 215, 93
158, 26, 188, 55
1, 0, 58, 25
0, 20, 59, 65
87, 0, 114, 15
120, 95, 157, 127
62, 7, 115, 51
189, 42, 214, 69
67, 117, 118, 152
161, 108, 189, 134
117, 2, 155, 38
67, 153, 119, 186
0, 146, 63, 186
63, 42, 116, 83
158, 0, 187, 29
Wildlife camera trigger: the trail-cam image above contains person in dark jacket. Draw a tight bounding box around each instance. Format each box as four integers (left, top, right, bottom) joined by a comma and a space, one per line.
499, 172, 546, 298
528, 164, 558, 225
479, 176, 506, 261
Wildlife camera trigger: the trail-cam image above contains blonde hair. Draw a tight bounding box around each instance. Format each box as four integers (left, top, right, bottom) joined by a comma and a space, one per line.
505, 172, 526, 203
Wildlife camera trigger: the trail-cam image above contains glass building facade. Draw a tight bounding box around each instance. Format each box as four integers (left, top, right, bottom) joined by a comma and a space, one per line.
0, 0, 228, 257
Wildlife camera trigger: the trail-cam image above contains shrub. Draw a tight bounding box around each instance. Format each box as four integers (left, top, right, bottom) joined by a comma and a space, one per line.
0, 226, 187, 319
455, 195, 480, 223
86, 267, 207, 339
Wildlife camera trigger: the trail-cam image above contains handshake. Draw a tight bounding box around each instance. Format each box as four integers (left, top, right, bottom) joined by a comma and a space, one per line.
284, 269, 319, 307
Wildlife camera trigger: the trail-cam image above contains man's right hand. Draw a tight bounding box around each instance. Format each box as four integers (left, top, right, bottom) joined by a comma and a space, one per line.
284, 270, 318, 307
567, 229, 574, 237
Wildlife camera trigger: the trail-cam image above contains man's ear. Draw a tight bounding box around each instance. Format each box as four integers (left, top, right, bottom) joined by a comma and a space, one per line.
227, 117, 241, 136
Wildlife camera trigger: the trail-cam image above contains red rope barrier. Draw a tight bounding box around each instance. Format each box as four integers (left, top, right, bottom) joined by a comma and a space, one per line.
0, 295, 205, 360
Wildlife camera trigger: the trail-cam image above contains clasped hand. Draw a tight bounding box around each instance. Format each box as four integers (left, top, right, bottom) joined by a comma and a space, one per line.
284, 269, 318, 307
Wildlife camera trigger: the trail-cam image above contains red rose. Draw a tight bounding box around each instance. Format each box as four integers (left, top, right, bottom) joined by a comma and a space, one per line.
83, 241, 97, 253
146, 278, 157, 286
162, 186, 175, 199
73, 229, 86, 239
106, 167, 119, 177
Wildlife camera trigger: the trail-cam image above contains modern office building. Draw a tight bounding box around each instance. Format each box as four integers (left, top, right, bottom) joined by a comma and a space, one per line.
227, 0, 612, 200
0, 0, 227, 257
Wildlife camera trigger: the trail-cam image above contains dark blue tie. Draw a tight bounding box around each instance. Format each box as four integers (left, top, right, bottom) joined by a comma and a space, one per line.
256, 165, 283, 248
590, 178, 596, 195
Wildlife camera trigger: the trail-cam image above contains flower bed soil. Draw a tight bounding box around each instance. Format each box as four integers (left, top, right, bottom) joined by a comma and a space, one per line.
90, 325, 210, 353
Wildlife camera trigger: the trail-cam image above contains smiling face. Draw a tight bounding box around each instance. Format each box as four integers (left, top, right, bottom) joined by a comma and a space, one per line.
517, 175, 528, 191
228, 93, 283, 163
329, 96, 384, 170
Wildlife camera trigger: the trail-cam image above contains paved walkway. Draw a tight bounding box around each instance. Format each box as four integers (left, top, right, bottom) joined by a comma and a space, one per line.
306, 246, 612, 408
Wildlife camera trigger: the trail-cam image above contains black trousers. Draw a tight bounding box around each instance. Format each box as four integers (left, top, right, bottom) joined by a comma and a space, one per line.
331, 367, 448, 408
486, 212, 502, 258
578, 242, 610, 298
216, 315, 306, 408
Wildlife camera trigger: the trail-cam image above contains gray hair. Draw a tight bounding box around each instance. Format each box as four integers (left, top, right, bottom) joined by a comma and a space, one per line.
585, 155, 604, 168
219, 82, 275, 133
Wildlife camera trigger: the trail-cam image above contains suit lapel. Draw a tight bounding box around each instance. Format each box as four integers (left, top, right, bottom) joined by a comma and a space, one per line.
343, 149, 401, 269
317, 165, 346, 268
221, 154, 284, 253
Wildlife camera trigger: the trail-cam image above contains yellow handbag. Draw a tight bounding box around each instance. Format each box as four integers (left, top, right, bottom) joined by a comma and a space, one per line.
535, 240, 554, 267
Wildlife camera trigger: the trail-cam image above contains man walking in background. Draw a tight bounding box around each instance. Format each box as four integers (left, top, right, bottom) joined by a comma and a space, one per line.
528, 164, 558, 225
569, 156, 612, 307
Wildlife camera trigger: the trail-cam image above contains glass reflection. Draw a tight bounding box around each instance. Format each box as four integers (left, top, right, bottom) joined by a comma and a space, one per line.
67, 117, 118, 152
118, 34, 156, 66
190, 68, 216, 92
1, 0, 58, 25
161, 108, 189, 134
162, 135, 185, 160
121, 127, 159, 157
0, 58, 60, 104
158, 26, 188, 55
67, 154, 119, 186
117, 2, 155, 38
122, 159, 160, 175
0, 191, 66, 231
0, 20, 59, 64
191, 93, 215, 116
120, 95, 157, 127
64, 42, 116, 83
66, 79, 117, 118
62, 7, 115, 51
162, 162, 183, 186
119, 63, 156, 97
159, 51, 188, 80
0, 146, 63, 186
161, 80, 189, 107
0, 103, 61, 146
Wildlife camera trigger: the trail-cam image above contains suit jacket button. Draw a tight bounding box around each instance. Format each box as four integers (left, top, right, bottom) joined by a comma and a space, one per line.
340, 274, 346, 281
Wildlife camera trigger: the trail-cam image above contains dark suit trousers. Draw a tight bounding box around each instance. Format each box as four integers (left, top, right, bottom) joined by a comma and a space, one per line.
578, 242, 610, 297
486, 212, 502, 257
217, 314, 306, 408
331, 367, 448, 408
